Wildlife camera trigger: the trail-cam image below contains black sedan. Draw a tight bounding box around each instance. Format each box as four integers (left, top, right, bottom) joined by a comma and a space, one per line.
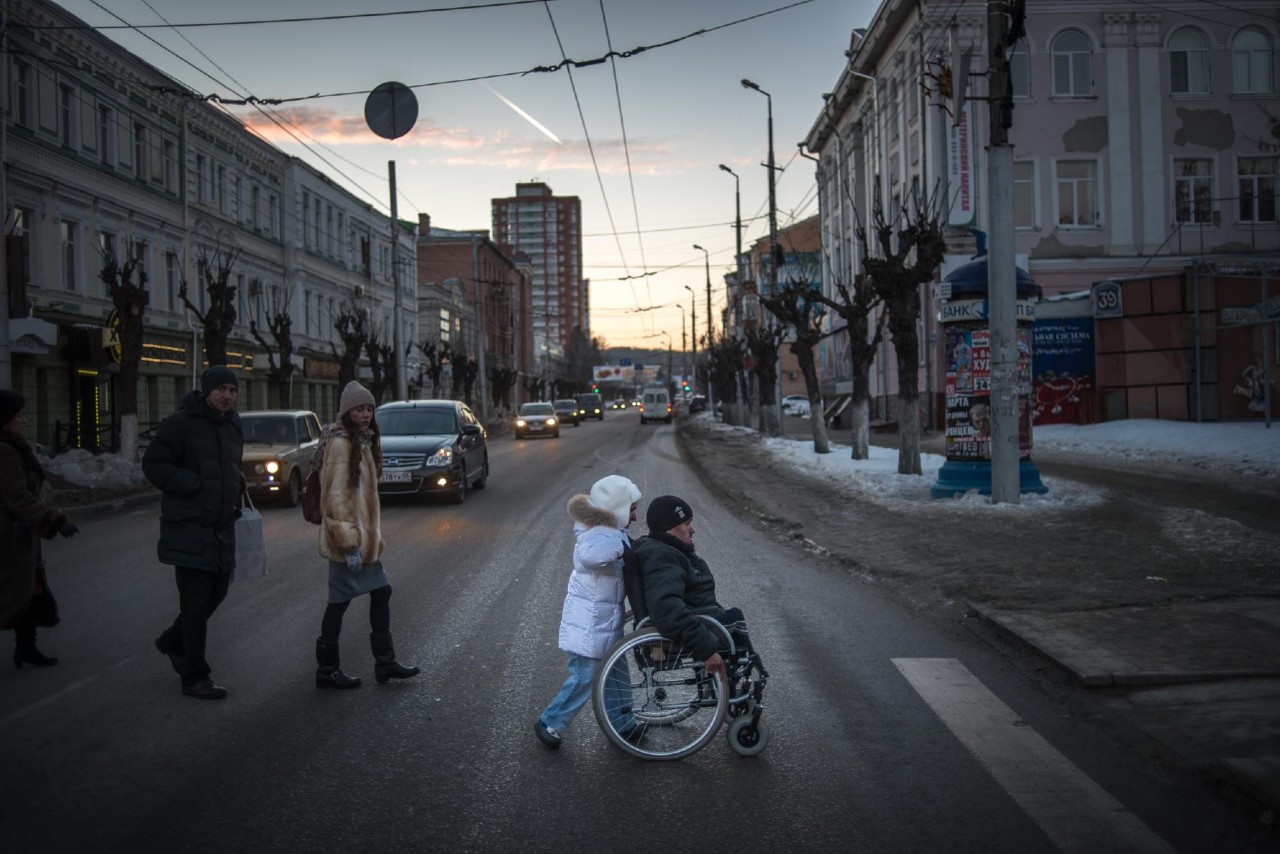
515, 402, 559, 439
375, 400, 489, 504
553, 399, 582, 427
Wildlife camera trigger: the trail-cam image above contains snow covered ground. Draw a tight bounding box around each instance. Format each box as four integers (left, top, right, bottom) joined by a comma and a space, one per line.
699, 417, 1279, 513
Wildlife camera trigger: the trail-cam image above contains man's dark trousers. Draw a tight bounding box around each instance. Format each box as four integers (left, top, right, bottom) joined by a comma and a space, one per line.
157, 565, 231, 685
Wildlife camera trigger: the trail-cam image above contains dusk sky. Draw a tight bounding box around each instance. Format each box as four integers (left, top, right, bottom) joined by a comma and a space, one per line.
57, 0, 881, 349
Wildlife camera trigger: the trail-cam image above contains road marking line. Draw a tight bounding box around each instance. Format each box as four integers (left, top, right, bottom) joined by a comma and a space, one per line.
893, 658, 1175, 854
0, 657, 135, 732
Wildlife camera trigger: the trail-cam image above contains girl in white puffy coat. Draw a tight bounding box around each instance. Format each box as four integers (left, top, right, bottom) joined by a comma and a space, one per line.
535, 475, 641, 749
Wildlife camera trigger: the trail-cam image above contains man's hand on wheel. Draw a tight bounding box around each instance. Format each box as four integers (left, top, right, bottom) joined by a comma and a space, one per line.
704, 652, 726, 679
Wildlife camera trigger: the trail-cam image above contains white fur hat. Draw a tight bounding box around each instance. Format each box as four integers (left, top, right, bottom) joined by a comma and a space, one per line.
589, 475, 641, 529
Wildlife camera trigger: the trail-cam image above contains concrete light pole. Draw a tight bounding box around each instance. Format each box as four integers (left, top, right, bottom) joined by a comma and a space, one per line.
692, 245, 715, 416
718, 164, 742, 275
683, 283, 696, 392
742, 78, 784, 431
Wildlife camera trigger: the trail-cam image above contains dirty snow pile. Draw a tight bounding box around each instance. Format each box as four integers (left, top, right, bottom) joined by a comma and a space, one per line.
39, 448, 149, 489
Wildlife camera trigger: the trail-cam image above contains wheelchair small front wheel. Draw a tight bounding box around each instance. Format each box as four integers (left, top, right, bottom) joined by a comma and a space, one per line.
727, 716, 769, 757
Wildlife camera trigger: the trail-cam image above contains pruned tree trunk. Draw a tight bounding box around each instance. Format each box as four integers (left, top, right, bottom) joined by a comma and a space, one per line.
859, 189, 947, 475
816, 275, 885, 461
100, 254, 149, 461
180, 244, 241, 367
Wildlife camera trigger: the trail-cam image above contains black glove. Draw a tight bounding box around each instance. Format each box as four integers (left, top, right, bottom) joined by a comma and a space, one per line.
59, 521, 80, 538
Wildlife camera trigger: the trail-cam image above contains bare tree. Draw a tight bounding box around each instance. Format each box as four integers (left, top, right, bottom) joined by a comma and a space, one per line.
706, 331, 745, 426
858, 190, 948, 475
745, 324, 784, 435
489, 365, 517, 412
365, 325, 394, 403
330, 300, 368, 389
417, 340, 450, 399
179, 244, 241, 367
248, 283, 296, 409
760, 274, 831, 454
99, 251, 149, 461
814, 272, 887, 460
523, 375, 547, 403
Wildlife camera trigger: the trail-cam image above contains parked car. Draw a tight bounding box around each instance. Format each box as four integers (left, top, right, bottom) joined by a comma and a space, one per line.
689, 395, 708, 413
782, 395, 812, 417
576, 392, 605, 421
374, 400, 488, 504
639, 387, 673, 424
515, 402, 559, 439
239, 410, 323, 506
553, 399, 582, 427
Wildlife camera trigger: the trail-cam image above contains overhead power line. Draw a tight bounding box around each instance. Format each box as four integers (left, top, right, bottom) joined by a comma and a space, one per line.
34, 1, 555, 29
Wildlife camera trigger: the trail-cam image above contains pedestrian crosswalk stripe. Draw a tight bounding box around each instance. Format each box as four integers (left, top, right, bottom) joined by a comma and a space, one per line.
893, 658, 1176, 854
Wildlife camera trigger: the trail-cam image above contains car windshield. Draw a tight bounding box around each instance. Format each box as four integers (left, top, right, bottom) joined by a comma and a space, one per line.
520, 403, 554, 416
554, 400, 575, 408
241, 416, 296, 444
378, 409, 458, 436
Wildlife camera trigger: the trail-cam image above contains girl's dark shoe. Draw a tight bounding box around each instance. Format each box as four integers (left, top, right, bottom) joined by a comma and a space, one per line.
14, 644, 58, 669
370, 632, 420, 683
315, 638, 361, 689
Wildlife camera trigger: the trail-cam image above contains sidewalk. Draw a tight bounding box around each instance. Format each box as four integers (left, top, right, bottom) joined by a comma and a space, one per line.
690, 414, 1280, 819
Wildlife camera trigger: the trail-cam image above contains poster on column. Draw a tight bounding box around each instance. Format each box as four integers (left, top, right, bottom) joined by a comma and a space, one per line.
944, 327, 991, 460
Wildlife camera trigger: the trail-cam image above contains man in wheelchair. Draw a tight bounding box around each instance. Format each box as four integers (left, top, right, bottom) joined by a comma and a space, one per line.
630, 495, 766, 688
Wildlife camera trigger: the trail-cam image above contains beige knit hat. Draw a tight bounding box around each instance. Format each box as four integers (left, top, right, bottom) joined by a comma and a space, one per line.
337, 381, 376, 420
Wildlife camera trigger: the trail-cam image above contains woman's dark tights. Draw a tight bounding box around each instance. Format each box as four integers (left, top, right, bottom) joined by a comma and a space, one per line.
320, 585, 392, 642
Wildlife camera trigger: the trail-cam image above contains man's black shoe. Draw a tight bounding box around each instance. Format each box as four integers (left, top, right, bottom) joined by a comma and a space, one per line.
154, 637, 183, 675
534, 719, 561, 749
182, 679, 227, 700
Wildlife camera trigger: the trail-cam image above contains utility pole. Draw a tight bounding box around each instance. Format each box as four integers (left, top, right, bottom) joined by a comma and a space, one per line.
388, 161, 407, 400
987, 0, 1019, 504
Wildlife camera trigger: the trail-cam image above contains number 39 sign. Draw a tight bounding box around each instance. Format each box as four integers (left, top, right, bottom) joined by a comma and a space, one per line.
1092, 281, 1123, 318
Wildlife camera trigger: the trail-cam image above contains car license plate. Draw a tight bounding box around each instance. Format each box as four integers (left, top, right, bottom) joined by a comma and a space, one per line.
528, 423, 543, 431
380, 471, 411, 483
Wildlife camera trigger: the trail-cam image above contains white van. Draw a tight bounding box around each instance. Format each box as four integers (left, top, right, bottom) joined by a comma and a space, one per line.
639, 388, 673, 424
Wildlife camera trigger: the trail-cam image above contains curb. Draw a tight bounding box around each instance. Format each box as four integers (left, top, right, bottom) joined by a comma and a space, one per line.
62, 490, 160, 519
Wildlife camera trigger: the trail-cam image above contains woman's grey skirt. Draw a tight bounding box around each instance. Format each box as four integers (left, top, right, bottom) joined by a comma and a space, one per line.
328, 559, 390, 603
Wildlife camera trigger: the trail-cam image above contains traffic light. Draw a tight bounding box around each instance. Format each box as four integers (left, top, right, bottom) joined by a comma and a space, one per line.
681, 381, 690, 392
591, 383, 598, 393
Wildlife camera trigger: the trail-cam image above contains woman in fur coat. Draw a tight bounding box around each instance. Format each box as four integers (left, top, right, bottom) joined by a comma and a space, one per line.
314, 381, 419, 689
0, 391, 79, 668
534, 474, 641, 749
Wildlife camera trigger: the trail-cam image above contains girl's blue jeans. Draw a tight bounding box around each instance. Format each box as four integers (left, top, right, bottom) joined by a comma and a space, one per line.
540, 652, 633, 733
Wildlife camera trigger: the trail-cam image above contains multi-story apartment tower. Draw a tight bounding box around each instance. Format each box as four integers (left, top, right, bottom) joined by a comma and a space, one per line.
491, 182, 584, 371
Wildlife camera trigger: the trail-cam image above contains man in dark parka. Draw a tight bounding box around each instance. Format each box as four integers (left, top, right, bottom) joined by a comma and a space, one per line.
142, 366, 244, 699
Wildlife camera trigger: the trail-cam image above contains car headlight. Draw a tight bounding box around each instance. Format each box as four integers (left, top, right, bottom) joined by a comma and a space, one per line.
265, 460, 280, 474
426, 447, 453, 466
547, 417, 558, 426
516, 419, 527, 427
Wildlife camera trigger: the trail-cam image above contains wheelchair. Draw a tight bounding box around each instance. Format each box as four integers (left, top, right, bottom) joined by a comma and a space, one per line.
590, 612, 769, 760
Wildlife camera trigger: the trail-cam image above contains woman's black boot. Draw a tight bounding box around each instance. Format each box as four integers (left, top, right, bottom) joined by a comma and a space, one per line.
14, 641, 58, 669
315, 638, 361, 689
370, 632, 420, 683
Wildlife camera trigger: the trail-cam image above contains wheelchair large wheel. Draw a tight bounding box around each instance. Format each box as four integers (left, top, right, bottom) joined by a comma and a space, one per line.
592, 628, 728, 761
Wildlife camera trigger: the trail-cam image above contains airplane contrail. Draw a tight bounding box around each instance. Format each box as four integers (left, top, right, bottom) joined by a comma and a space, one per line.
480, 82, 561, 144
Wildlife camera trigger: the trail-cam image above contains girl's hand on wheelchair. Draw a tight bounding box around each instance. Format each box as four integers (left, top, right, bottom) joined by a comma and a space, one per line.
704, 653, 726, 679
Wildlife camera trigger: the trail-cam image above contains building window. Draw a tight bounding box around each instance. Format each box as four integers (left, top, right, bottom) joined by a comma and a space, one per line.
14, 60, 32, 127
269, 195, 279, 239
99, 230, 118, 265
1233, 29, 1274, 95
216, 164, 226, 213
1170, 28, 1209, 95
196, 155, 208, 203
1014, 161, 1036, 228
1009, 38, 1030, 99
59, 84, 75, 148
163, 140, 176, 191
61, 221, 79, 292
1055, 160, 1097, 227
232, 176, 242, 221
134, 123, 147, 180
252, 186, 261, 230
98, 105, 114, 165
1174, 158, 1213, 224
166, 251, 178, 310
1051, 30, 1092, 97
1238, 156, 1278, 223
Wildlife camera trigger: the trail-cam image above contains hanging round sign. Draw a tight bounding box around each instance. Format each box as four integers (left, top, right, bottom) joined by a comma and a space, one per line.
364, 82, 418, 141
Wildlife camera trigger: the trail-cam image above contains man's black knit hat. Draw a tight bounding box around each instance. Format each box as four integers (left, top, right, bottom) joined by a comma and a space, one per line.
646, 495, 693, 533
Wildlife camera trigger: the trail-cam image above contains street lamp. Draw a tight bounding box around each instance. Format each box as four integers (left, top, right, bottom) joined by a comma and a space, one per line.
683, 283, 696, 391
718, 164, 742, 275
741, 79, 778, 298
692, 244, 716, 417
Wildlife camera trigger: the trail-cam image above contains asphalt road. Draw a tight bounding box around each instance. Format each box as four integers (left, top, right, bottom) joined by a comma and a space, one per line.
0, 413, 1265, 853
